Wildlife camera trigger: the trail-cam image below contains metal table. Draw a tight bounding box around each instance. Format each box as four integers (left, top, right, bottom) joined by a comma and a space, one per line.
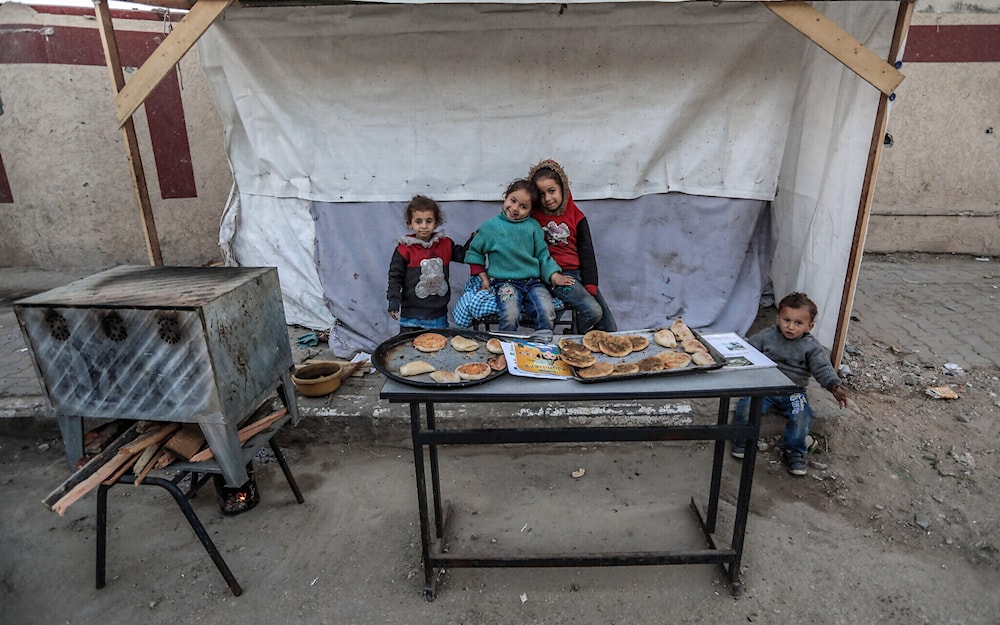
380, 366, 797, 599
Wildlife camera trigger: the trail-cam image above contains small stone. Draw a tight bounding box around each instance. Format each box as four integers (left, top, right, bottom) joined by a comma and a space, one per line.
809, 460, 828, 470
915, 514, 931, 530
902, 374, 920, 386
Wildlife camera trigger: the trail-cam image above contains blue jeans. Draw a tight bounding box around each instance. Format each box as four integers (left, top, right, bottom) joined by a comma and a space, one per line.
732, 390, 814, 456
399, 315, 448, 334
494, 278, 556, 339
549, 269, 618, 333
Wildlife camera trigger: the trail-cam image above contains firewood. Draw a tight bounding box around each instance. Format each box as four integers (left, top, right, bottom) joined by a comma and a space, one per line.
153, 449, 178, 470
187, 408, 288, 463
132, 443, 160, 475
134, 447, 167, 485
163, 424, 206, 460
102, 454, 139, 486
118, 423, 180, 456
51, 453, 135, 516
43, 423, 141, 510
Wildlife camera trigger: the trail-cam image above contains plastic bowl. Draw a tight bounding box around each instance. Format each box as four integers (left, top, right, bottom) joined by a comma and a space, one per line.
292, 362, 343, 397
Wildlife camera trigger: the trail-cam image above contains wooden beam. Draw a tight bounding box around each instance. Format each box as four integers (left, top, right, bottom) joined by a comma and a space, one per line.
94, 0, 164, 266
114, 0, 234, 127
763, 1, 905, 96
831, 0, 915, 370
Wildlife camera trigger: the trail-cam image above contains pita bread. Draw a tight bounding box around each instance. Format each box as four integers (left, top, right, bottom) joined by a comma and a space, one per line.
558, 338, 589, 354
576, 361, 614, 379
691, 351, 717, 366
486, 338, 504, 354
627, 335, 650, 351
559, 351, 597, 368
456, 362, 491, 380
413, 332, 448, 352
599, 334, 633, 358
450, 335, 480, 352
681, 338, 708, 354
430, 370, 461, 383
636, 356, 665, 372
653, 329, 677, 348
582, 330, 610, 352
612, 362, 640, 375
399, 360, 436, 376
659, 351, 692, 369
669, 318, 695, 343
488, 353, 508, 371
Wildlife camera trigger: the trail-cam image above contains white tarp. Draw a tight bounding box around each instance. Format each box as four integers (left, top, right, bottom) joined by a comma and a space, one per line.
201, 1, 898, 355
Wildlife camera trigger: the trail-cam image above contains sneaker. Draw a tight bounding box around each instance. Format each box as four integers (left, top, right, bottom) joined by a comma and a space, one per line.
783, 450, 808, 476
731, 443, 745, 459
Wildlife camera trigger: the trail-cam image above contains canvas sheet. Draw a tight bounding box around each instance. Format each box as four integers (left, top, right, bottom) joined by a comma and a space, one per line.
198, 2, 803, 204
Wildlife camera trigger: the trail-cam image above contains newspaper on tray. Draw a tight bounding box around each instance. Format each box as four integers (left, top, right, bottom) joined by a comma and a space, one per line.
500, 339, 574, 379
699, 332, 777, 370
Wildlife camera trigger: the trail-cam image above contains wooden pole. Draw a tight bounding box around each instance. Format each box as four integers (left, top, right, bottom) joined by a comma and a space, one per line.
94, 0, 164, 266
831, 0, 915, 369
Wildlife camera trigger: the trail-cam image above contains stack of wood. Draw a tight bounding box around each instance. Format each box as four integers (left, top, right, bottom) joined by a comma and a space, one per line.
43, 408, 288, 516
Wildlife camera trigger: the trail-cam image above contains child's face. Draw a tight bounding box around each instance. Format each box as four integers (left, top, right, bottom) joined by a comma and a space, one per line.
407, 209, 438, 241
534, 175, 563, 213
775, 305, 814, 340
503, 188, 533, 222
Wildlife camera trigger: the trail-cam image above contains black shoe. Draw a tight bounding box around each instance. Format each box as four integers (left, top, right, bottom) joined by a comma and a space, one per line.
783, 450, 807, 476
731, 443, 745, 459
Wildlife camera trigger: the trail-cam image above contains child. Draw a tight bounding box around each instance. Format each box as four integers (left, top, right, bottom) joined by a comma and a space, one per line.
464, 179, 574, 342
730, 292, 849, 476
386, 195, 466, 333
529, 159, 617, 333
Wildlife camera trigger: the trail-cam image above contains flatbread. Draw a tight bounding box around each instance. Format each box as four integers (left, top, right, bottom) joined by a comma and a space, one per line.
487, 353, 507, 371
429, 370, 461, 383
399, 360, 436, 376
413, 332, 448, 353
599, 334, 633, 358
559, 351, 597, 368
691, 351, 717, 366
653, 328, 677, 348
669, 318, 695, 343
635, 356, 665, 372
659, 351, 692, 369
558, 338, 589, 355
627, 335, 650, 351
450, 335, 480, 352
582, 330, 610, 352
576, 361, 614, 379
486, 338, 504, 354
456, 362, 491, 380
612, 362, 640, 375
681, 338, 708, 354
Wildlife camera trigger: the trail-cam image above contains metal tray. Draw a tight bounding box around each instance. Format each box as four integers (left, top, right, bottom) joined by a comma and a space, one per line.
567, 328, 726, 383
373, 328, 507, 388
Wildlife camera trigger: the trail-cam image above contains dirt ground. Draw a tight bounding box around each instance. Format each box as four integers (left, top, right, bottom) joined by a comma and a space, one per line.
2, 315, 1000, 624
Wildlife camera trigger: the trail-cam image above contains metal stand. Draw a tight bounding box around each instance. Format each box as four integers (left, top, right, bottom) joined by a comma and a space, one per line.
95, 438, 304, 596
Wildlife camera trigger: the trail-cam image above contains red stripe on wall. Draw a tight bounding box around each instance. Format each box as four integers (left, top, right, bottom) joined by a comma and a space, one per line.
904, 24, 1000, 63
0, 23, 197, 200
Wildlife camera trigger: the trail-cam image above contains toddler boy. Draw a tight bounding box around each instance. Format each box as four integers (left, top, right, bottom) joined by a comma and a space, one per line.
731, 292, 848, 476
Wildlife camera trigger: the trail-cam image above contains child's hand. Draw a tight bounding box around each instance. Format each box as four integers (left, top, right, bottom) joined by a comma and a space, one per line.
389, 309, 399, 320
832, 384, 848, 408
477, 273, 491, 291
550, 272, 575, 287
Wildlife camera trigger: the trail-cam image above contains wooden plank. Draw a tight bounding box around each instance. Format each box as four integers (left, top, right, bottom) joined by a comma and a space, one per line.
114, 0, 234, 127
187, 409, 288, 463
118, 422, 180, 456
763, 1, 905, 96
42, 423, 141, 510
164, 424, 206, 460
832, 0, 915, 369
94, 0, 164, 266
51, 453, 135, 516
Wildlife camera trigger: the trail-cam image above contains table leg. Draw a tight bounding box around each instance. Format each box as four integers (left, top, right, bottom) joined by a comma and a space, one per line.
728, 395, 764, 595
705, 396, 731, 532
425, 402, 445, 539
409, 402, 436, 599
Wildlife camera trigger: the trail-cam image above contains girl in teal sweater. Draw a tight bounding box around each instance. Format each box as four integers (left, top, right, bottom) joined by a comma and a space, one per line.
464, 179, 574, 342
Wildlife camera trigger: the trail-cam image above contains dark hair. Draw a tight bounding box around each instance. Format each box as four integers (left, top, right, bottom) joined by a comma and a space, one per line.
530, 166, 562, 191
405, 195, 443, 225
778, 292, 818, 321
504, 179, 540, 211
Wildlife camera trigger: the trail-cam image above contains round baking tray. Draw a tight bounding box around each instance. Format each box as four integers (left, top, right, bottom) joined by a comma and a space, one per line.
373, 328, 507, 388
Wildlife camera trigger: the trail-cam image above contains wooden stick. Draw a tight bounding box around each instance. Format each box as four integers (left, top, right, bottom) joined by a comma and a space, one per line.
102, 454, 139, 486
51, 454, 135, 516
187, 409, 288, 463
43, 423, 141, 510
118, 422, 180, 456
134, 447, 167, 486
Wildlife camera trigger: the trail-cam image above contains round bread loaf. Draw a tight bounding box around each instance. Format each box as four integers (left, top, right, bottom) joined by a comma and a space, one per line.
413, 333, 448, 352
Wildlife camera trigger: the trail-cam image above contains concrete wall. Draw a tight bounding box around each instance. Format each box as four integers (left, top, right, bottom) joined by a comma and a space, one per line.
0, 0, 997, 270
